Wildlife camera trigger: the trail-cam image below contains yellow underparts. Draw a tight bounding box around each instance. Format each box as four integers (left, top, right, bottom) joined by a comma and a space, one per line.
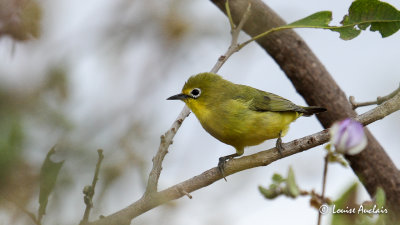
186, 99, 301, 155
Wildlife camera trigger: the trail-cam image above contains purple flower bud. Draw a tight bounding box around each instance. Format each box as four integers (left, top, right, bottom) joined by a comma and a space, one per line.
329, 118, 367, 155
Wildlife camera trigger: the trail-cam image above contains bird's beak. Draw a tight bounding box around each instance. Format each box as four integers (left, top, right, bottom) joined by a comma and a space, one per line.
167, 93, 190, 100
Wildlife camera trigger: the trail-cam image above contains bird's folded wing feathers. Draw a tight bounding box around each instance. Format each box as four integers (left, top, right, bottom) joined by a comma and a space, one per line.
246, 91, 305, 113
231, 84, 305, 113
232, 85, 325, 115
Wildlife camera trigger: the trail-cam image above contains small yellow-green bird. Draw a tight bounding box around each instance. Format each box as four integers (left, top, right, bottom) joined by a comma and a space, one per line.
168, 73, 326, 178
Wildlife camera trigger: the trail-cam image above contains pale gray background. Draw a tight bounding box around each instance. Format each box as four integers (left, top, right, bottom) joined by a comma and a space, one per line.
0, 0, 399, 224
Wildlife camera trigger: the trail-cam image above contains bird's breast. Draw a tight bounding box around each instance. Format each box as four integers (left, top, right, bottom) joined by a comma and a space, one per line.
189, 99, 299, 149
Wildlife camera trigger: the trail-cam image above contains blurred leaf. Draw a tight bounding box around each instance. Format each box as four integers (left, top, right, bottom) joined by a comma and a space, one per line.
161, 0, 190, 42
371, 187, 387, 225
332, 184, 388, 225
285, 167, 300, 198
38, 147, 64, 221
258, 185, 280, 199
374, 187, 385, 208
325, 143, 332, 151
271, 173, 284, 183
45, 67, 69, 101
0, 105, 23, 186
332, 183, 358, 225
327, 152, 348, 167
259, 167, 302, 200
0, 0, 42, 41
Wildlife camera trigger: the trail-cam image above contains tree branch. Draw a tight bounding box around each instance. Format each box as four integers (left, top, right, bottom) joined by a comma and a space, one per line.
145, 0, 251, 196
210, 1, 251, 73
88, 83, 400, 225
210, 0, 400, 221
145, 108, 189, 194
349, 83, 400, 109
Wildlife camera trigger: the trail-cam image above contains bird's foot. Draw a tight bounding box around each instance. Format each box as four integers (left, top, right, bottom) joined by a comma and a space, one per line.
276, 131, 284, 157
218, 153, 239, 182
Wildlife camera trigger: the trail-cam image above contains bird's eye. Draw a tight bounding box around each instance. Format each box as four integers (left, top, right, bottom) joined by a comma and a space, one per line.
190, 88, 201, 98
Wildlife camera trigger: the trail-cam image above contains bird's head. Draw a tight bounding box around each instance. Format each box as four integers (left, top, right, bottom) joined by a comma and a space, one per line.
167, 73, 224, 110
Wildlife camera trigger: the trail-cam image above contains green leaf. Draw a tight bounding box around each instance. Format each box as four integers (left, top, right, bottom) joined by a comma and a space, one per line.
245, 0, 400, 48
38, 147, 64, 221
287, 11, 332, 27
330, 25, 362, 40
283, 0, 400, 40
285, 167, 300, 198
331, 0, 400, 39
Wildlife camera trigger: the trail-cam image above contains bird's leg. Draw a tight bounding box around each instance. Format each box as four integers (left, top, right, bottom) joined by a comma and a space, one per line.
218, 153, 240, 181
276, 130, 284, 157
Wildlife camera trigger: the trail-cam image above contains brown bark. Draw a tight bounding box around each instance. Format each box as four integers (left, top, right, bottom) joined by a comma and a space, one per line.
211, 0, 400, 220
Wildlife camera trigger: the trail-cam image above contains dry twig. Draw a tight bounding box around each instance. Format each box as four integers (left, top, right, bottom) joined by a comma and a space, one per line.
349, 83, 400, 109
80, 150, 104, 225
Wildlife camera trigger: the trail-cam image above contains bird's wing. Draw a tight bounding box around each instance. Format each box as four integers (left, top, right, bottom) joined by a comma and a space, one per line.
234, 86, 305, 113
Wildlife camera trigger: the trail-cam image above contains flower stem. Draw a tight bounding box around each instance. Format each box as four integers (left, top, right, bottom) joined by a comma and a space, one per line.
317, 154, 329, 225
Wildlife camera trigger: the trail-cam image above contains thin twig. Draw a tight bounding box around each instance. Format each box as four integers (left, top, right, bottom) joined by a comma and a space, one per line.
177, 186, 193, 199
355, 88, 400, 125
317, 154, 329, 225
239, 26, 281, 50
300, 190, 332, 205
88, 89, 400, 225
210, 2, 251, 73
145, 107, 190, 194
232, 3, 251, 45
80, 149, 104, 225
349, 83, 400, 109
225, 0, 235, 30
145, 1, 252, 196
22, 207, 41, 225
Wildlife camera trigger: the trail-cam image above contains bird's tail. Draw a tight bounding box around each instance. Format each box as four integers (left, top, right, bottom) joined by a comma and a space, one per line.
301, 106, 327, 117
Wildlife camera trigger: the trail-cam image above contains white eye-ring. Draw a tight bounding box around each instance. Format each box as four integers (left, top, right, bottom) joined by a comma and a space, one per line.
190, 88, 201, 98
